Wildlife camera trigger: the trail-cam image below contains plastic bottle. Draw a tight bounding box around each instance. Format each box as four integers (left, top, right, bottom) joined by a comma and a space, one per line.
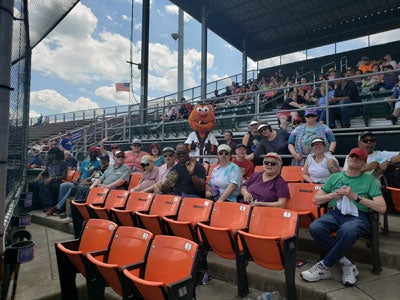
257, 291, 281, 300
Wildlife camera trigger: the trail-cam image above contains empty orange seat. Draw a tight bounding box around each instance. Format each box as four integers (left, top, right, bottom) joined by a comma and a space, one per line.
89, 190, 129, 220
123, 235, 199, 300
238, 207, 299, 300
86, 226, 154, 297
386, 186, 400, 212
71, 187, 109, 222
136, 194, 181, 235
128, 173, 142, 191
55, 219, 118, 299
111, 192, 154, 226
281, 166, 303, 183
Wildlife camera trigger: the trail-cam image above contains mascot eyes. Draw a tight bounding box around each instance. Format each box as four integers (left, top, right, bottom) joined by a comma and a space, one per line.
195, 106, 210, 113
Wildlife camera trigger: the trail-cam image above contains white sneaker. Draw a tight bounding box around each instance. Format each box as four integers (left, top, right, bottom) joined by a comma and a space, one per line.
341, 263, 359, 286
59, 217, 72, 224
301, 262, 331, 282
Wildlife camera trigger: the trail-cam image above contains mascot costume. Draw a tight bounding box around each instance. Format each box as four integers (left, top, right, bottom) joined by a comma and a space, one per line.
185, 104, 218, 163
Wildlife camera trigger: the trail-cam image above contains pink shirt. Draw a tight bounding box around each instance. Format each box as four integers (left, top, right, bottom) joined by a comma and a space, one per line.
124, 151, 149, 173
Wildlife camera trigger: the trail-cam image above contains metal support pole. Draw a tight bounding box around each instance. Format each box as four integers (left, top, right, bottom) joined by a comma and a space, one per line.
140, 0, 150, 124
177, 8, 184, 101
242, 38, 247, 85
200, 7, 208, 101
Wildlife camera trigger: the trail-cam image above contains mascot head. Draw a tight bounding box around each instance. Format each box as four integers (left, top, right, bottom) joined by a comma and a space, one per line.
188, 104, 216, 135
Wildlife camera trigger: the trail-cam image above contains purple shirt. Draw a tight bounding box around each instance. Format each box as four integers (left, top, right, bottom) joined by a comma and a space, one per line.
244, 172, 290, 202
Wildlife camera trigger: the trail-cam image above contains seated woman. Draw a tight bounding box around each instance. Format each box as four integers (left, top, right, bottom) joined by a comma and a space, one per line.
130, 155, 159, 192
302, 137, 340, 184
149, 143, 164, 167
205, 144, 243, 202
241, 152, 289, 207
276, 91, 308, 130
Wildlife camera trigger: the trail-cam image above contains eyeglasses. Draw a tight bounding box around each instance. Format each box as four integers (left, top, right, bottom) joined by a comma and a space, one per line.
218, 151, 230, 156
163, 154, 173, 158
141, 163, 149, 168
111, 147, 119, 149
263, 161, 278, 166
362, 138, 375, 143
132, 144, 141, 147
115, 156, 124, 159
305, 115, 317, 118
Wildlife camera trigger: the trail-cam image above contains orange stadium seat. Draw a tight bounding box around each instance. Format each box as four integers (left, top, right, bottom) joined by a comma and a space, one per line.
280, 166, 303, 183
71, 187, 109, 222
89, 189, 129, 220
111, 192, 154, 226
128, 173, 142, 191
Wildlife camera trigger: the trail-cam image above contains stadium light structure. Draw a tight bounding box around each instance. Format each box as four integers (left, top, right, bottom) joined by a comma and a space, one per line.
171, 8, 184, 101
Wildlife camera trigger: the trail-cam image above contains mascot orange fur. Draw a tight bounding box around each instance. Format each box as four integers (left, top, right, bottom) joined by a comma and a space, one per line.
185, 104, 218, 163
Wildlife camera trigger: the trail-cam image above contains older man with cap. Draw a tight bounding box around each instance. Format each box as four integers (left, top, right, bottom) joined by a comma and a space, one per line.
242, 120, 262, 156
142, 147, 177, 193
206, 144, 243, 202
301, 147, 386, 286
124, 138, 149, 173
130, 155, 159, 192
288, 107, 336, 166
232, 144, 254, 180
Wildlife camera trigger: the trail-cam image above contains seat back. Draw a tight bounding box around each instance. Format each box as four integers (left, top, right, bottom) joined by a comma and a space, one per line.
137, 195, 181, 235
387, 186, 400, 211
111, 192, 154, 226
71, 170, 80, 181
91, 190, 130, 220
287, 183, 321, 228
72, 187, 110, 221
64, 169, 76, 182
165, 198, 213, 241
87, 226, 154, 296
254, 165, 263, 172
280, 166, 303, 183
123, 235, 198, 300
240, 207, 298, 270
198, 202, 251, 259
128, 173, 142, 191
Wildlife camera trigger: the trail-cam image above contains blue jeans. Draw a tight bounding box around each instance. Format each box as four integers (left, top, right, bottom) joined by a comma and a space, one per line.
309, 209, 371, 267
57, 182, 75, 210
327, 100, 362, 128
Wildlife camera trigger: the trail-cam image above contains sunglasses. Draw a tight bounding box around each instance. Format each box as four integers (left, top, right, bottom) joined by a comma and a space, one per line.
141, 163, 149, 168
293, 121, 301, 125
362, 138, 376, 143
132, 144, 141, 147
263, 161, 278, 166
115, 156, 124, 159
111, 147, 119, 149
163, 154, 173, 158
218, 151, 230, 156
305, 115, 317, 118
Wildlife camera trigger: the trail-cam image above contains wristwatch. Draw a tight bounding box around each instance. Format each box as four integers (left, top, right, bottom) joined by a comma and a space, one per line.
355, 195, 362, 203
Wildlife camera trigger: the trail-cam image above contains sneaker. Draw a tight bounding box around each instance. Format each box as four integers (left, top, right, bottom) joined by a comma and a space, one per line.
300, 262, 331, 282
59, 217, 72, 224
54, 209, 65, 216
341, 263, 359, 286
45, 206, 57, 216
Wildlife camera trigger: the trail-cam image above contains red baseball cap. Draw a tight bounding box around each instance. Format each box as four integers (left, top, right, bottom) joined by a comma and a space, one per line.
349, 147, 367, 162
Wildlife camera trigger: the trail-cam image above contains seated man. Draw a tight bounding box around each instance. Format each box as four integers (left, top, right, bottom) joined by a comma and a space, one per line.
161, 143, 206, 198
231, 144, 254, 180
27, 149, 43, 169
301, 147, 386, 286
130, 155, 159, 192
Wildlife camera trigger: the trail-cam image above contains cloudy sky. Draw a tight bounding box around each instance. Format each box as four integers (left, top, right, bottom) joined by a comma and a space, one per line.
29, 0, 399, 118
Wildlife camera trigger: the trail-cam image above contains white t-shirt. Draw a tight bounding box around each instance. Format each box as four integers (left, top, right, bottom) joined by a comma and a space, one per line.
185, 131, 218, 164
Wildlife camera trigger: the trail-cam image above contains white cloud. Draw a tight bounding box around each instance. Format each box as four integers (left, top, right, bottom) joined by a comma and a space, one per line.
164, 4, 192, 22
31, 89, 99, 112
122, 14, 129, 21
106, 15, 113, 21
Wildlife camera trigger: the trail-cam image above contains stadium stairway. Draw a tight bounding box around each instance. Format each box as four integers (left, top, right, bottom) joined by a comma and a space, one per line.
28, 209, 400, 299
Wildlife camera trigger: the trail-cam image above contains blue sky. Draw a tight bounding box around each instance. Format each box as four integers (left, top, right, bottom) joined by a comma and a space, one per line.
29, 0, 399, 118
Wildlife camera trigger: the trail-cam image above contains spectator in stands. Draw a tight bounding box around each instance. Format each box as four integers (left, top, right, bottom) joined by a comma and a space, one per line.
205, 144, 243, 202
223, 130, 237, 154
326, 68, 336, 80
301, 147, 386, 286
302, 137, 340, 184
29, 147, 67, 211
358, 56, 373, 73
100, 136, 120, 165
344, 66, 354, 78
43, 116, 49, 125
249, 123, 290, 166
64, 151, 78, 170
34, 114, 43, 126
385, 81, 400, 124
160, 143, 206, 198
148, 143, 164, 166
124, 138, 149, 173
327, 72, 362, 128
27, 149, 43, 169
317, 84, 335, 124
177, 97, 192, 119
142, 147, 177, 193
292, 116, 303, 128
130, 155, 159, 192
276, 91, 307, 130
367, 63, 384, 91
60, 132, 73, 151
370, 64, 397, 91
288, 108, 336, 166
241, 152, 289, 207
242, 120, 262, 156
353, 69, 363, 88
383, 54, 397, 69
232, 144, 254, 180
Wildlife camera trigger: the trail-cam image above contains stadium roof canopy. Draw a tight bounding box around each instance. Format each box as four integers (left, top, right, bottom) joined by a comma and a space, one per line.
169, 0, 400, 61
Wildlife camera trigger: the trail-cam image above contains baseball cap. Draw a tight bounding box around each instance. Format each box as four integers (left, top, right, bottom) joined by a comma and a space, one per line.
358, 131, 374, 141
249, 120, 259, 126
235, 143, 247, 150
141, 155, 153, 164
264, 152, 282, 163
88, 146, 100, 153
131, 138, 142, 145
349, 147, 367, 162
311, 137, 325, 146
292, 116, 303, 123
114, 150, 125, 158
305, 108, 318, 117
98, 154, 110, 160
257, 123, 270, 132
162, 146, 176, 153
217, 144, 231, 153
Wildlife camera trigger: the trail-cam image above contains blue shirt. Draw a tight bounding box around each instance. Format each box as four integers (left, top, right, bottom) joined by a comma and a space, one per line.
79, 159, 100, 180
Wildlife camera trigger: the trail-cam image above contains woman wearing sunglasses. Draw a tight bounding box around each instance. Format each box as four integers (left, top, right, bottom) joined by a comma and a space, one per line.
241, 152, 289, 207
205, 144, 243, 202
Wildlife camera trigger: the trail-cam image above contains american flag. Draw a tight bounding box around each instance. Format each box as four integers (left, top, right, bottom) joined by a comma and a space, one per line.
115, 82, 130, 92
